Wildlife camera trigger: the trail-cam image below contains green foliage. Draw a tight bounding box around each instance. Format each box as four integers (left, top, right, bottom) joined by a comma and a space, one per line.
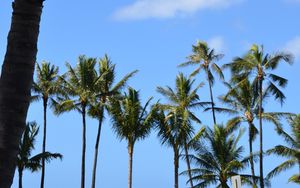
17, 122, 62, 172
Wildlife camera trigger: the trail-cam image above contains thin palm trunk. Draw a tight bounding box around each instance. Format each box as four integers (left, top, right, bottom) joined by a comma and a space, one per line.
221, 181, 230, 188
18, 168, 23, 188
174, 147, 179, 188
248, 122, 256, 187
184, 142, 194, 188
81, 106, 87, 188
91, 110, 104, 188
259, 79, 264, 188
206, 68, 217, 125
128, 143, 134, 188
40, 97, 48, 188
0, 1, 43, 187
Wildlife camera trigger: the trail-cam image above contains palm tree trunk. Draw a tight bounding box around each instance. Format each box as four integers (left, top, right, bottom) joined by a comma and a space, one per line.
0, 1, 43, 187
81, 106, 87, 188
91, 111, 104, 188
248, 122, 256, 187
174, 147, 179, 188
184, 142, 194, 188
206, 68, 217, 125
40, 97, 48, 188
128, 143, 134, 188
259, 79, 264, 188
18, 168, 23, 188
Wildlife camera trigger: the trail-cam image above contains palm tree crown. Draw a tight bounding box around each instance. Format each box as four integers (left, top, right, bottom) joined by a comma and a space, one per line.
266, 114, 300, 184
179, 41, 224, 124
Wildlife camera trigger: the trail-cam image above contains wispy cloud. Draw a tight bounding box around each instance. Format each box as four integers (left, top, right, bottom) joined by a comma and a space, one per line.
113, 0, 241, 21
283, 36, 300, 59
207, 36, 225, 53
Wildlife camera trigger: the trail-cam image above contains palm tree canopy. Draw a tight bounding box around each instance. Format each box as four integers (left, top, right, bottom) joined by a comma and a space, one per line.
179, 41, 224, 85
266, 114, 300, 184
32, 62, 60, 101
223, 44, 294, 105
17, 122, 62, 172
183, 124, 262, 188
88, 54, 137, 119
109, 87, 155, 145
52, 55, 98, 114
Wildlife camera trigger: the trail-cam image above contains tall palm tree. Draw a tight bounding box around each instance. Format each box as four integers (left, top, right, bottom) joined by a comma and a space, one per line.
223, 44, 294, 187
109, 88, 155, 188
154, 109, 193, 188
0, 1, 44, 187
184, 124, 262, 188
157, 73, 208, 188
179, 41, 224, 125
32, 62, 60, 188
89, 55, 137, 188
17, 122, 62, 188
213, 78, 290, 187
266, 114, 300, 184
52, 56, 98, 188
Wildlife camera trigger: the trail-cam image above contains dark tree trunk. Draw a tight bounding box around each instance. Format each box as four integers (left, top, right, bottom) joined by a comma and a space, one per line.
128, 143, 134, 188
18, 168, 23, 188
206, 68, 217, 125
248, 122, 256, 187
0, 1, 44, 187
184, 142, 194, 188
91, 109, 104, 188
174, 147, 179, 188
259, 79, 264, 188
81, 106, 87, 188
40, 97, 48, 188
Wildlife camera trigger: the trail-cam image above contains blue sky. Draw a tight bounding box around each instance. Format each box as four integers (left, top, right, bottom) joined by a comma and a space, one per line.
1, 0, 300, 187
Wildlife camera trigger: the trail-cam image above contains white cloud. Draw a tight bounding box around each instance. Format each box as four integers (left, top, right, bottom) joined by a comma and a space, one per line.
207, 36, 225, 52
113, 0, 241, 21
283, 36, 300, 59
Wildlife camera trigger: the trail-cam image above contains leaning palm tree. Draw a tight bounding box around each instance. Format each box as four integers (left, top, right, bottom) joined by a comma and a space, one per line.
183, 124, 263, 188
157, 73, 208, 188
32, 61, 60, 188
266, 114, 300, 184
17, 122, 62, 188
108, 88, 155, 188
52, 56, 97, 188
89, 55, 137, 188
223, 44, 294, 187
179, 41, 224, 125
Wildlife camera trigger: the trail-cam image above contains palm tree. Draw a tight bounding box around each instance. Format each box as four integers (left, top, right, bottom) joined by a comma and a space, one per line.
52, 56, 98, 188
157, 73, 208, 188
223, 44, 294, 187
184, 124, 262, 188
89, 55, 137, 188
266, 114, 300, 184
32, 62, 60, 188
154, 109, 193, 188
109, 88, 155, 188
17, 122, 62, 188
179, 41, 224, 125
0, 1, 44, 187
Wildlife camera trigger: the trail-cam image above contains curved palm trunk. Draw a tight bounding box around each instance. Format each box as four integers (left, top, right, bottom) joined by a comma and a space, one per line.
248, 122, 256, 187
128, 143, 134, 188
206, 68, 217, 125
259, 79, 264, 188
0, 1, 43, 187
184, 142, 194, 188
91, 109, 104, 188
18, 168, 23, 188
40, 97, 48, 188
174, 147, 179, 188
81, 107, 87, 188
